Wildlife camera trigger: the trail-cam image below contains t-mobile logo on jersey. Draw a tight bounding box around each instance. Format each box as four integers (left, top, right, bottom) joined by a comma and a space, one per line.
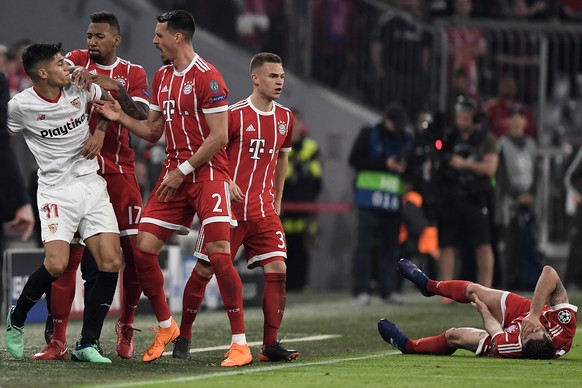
249, 138, 266, 160
163, 100, 176, 121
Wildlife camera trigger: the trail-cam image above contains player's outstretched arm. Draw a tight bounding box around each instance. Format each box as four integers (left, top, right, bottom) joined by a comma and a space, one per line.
94, 92, 163, 143
92, 74, 149, 120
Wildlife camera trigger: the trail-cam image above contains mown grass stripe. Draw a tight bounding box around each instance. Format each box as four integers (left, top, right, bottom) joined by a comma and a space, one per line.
161, 334, 342, 356
98, 352, 400, 387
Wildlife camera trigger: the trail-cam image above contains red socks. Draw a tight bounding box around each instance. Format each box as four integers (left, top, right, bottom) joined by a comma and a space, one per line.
209, 252, 245, 334
134, 247, 171, 322
51, 245, 84, 343
179, 270, 211, 340
119, 238, 142, 324
404, 332, 455, 355
262, 272, 286, 346
426, 280, 472, 303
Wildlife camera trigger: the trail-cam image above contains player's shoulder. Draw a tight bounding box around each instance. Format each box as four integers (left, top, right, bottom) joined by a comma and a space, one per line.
229, 98, 250, 113
117, 57, 145, 71
9, 87, 35, 105
64, 49, 89, 63
155, 63, 174, 75
274, 101, 292, 114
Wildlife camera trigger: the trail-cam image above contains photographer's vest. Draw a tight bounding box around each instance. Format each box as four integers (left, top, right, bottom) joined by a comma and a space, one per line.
499, 136, 536, 194
354, 125, 406, 212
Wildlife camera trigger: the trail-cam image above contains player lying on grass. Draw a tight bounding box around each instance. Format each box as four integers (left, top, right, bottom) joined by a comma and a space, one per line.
379, 259, 577, 359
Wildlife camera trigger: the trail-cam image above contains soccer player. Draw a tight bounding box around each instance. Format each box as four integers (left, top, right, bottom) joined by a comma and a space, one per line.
378, 259, 577, 359
5, 42, 120, 363
172, 52, 300, 363
94, 10, 248, 365
34, 11, 150, 360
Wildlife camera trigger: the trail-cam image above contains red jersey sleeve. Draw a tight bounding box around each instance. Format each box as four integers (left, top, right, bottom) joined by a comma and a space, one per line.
544, 303, 578, 357
281, 111, 294, 152
127, 66, 150, 106
197, 69, 229, 114
64, 49, 90, 67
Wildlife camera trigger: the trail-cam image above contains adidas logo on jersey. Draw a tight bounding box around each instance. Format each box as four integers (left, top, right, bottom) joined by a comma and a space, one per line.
245, 124, 256, 132
161, 85, 169, 93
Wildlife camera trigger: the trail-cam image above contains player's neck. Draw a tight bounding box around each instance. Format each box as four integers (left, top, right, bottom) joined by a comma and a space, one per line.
172, 46, 196, 72
33, 83, 62, 102
250, 93, 273, 112
97, 55, 117, 67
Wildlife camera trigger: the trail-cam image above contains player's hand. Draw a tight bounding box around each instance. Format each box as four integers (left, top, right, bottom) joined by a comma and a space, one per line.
229, 180, 244, 202
70, 66, 92, 91
520, 314, 543, 340
82, 130, 104, 159
93, 92, 122, 121
92, 74, 121, 91
7, 203, 35, 241
156, 168, 185, 202
470, 294, 488, 313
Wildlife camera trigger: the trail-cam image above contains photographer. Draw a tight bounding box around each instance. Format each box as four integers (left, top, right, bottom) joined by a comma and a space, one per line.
436, 98, 498, 292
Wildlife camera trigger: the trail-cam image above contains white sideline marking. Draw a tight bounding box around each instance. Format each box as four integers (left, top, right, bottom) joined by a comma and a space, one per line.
161, 334, 342, 356
100, 352, 399, 387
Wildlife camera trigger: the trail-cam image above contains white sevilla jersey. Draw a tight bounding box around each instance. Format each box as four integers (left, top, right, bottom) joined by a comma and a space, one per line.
65, 49, 150, 175
7, 83, 102, 188
227, 97, 293, 220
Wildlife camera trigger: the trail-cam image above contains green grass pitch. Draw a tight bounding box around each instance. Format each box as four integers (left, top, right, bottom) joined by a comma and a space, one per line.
1, 292, 580, 387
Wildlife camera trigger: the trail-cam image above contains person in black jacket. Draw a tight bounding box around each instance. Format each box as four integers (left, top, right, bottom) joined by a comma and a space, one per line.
0, 65, 35, 309
349, 102, 413, 305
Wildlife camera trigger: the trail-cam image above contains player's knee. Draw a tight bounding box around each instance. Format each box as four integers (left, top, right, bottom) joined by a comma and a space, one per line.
98, 256, 122, 272
466, 283, 483, 299
194, 260, 214, 279
45, 260, 67, 277
263, 259, 286, 274
444, 328, 462, 345
206, 240, 230, 255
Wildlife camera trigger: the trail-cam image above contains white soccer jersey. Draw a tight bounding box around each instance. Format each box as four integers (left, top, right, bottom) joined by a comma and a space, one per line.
7, 83, 103, 188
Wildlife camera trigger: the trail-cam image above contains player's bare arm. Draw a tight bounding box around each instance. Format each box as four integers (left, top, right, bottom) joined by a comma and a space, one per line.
273, 151, 289, 215
471, 294, 503, 336
92, 74, 149, 120
82, 86, 109, 159
156, 111, 228, 202
522, 266, 568, 339
94, 92, 164, 143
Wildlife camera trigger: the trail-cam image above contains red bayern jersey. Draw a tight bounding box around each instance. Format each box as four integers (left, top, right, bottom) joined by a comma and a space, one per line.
151, 54, 230, 182
480, 303, 578, 358
64, 49, 150, 175
227, 97, 293, 221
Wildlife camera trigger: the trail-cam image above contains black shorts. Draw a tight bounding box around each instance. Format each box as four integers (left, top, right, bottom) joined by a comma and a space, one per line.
438, 196, 491, 247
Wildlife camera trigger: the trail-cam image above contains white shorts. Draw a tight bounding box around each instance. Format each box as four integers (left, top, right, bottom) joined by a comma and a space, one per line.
37, 174, 119, 243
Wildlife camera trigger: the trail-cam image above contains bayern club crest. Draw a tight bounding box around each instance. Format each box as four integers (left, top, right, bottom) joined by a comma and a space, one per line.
115, 77, 127, 88
183, 82, 193, 95
558, 310, 571, 324
277, 121, 287, 135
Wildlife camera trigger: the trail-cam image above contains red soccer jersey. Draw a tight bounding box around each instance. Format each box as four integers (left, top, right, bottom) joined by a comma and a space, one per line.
227, 97, 293, 221
64, 49, 150, 175
480, 303, 578, 358
150, 54, 230, 182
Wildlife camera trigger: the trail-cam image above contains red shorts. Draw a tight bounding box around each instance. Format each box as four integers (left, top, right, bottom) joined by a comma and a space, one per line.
195, 215, 286, 269
501, 291, 532, 326
140, 178, 232, 242
102, 174, 143, 237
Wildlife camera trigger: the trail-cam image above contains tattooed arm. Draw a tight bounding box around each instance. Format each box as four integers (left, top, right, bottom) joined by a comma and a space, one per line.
92, 74, 149, 120
521, 266, 569, 339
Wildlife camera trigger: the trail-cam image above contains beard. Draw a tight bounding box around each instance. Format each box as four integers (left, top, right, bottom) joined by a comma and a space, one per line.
162, 58, 171, 65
